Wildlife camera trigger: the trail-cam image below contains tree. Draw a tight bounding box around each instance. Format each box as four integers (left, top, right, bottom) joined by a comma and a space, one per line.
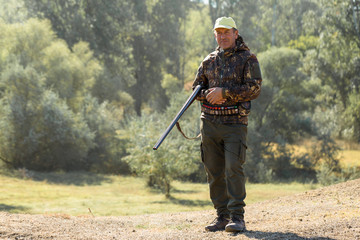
0, 18, 128, 172
245, 47, 317, 181
0, 0, 28, 23
181, 5, 214, 85
122, 91, 201, 197
24, 0, 193, 116
256, 0, 321, 51
255, 47, 314, 141
82, 96, 130, 174
128, 0, 192, 115
302, 0, 360, 141
0, 64, 94, 171
24, 0, 136, 107
0, 19, 95, 170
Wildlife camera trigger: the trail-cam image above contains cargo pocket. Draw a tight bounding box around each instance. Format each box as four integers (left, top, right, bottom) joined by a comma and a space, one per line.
238, 140, 247, 165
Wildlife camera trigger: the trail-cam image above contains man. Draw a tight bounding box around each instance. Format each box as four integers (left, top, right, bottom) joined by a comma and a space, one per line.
192, 17, 262, 232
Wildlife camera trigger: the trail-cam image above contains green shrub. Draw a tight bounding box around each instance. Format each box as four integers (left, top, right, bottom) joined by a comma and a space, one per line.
122, 91, 202, 197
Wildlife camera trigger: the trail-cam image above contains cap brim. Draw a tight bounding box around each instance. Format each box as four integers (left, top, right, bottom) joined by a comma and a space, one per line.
214, 25, 233, 30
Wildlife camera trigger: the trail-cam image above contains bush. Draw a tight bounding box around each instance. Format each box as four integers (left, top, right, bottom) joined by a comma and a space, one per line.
0, 18, 126, 173
312, 135, 360, 185
122, 91, 202, 197
0, 81, 95, 171
317, 164, 360, 186
83, 96, 130, 174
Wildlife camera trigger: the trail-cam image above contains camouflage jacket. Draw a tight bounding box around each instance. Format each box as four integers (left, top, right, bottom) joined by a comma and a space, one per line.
192, 35, 262, 125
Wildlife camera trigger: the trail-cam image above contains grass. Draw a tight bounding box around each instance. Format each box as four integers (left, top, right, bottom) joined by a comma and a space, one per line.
339, 150, 360, 167
292, 140, 360, 168
0, 171, 319, 217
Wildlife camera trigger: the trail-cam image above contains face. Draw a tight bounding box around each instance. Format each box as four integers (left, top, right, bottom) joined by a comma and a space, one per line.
214, 28, 238, 50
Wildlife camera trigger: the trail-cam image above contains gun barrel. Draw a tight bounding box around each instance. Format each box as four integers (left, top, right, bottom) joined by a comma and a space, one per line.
153, 85, 202, 150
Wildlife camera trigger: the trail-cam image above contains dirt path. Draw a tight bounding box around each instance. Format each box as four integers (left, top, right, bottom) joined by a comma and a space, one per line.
1, 179, 359, 240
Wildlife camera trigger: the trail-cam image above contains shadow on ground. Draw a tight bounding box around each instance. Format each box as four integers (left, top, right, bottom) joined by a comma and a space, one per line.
148, 186, 202, 195
0, 204, 29, 213
152, 196, 211, 207
2, 168, 113, 186
31, 171, 113, 186
230, 230, 335, 240
171, 188, 201, 194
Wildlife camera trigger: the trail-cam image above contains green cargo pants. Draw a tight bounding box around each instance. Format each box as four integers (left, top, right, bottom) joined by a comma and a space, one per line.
200, 119, 247, 219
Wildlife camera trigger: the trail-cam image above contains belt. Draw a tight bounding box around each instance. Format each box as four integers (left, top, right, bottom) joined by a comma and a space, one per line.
201, 103, 239, 115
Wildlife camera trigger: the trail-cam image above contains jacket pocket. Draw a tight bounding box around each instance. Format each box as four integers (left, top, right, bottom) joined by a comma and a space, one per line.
239, 101, 251, 116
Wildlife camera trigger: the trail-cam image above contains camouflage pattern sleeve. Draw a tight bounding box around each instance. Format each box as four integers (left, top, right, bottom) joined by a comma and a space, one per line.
192, 62, 209, 101
224, 55, 262, 102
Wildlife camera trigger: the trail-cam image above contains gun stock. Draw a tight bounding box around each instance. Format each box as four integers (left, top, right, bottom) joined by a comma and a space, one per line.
153, 84, 203, 150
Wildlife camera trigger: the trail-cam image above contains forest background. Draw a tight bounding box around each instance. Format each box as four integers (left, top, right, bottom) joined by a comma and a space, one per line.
0, 0, 359, 197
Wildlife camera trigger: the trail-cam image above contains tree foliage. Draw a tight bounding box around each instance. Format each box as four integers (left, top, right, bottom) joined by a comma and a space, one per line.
0, 18, 127, 172
23, 0, 136, 108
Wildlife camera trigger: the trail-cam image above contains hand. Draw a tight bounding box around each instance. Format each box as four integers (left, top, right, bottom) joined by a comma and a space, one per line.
206, 87, 226, 105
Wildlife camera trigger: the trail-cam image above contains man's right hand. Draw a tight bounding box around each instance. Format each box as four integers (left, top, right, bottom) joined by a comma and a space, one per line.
206, 87, 226, 105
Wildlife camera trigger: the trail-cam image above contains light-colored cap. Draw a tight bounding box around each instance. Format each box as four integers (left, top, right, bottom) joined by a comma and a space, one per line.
213, 17, 237, 30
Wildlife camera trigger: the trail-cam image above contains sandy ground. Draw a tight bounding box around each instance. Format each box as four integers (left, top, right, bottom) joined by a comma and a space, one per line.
1, 179, 359, 240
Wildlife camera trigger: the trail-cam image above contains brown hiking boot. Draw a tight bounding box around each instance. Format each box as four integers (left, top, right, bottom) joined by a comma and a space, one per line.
225, 216, 246, 232
205, 215, 230, 232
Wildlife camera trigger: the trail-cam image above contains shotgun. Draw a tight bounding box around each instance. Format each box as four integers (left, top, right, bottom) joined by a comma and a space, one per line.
153, 84, 203, 150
